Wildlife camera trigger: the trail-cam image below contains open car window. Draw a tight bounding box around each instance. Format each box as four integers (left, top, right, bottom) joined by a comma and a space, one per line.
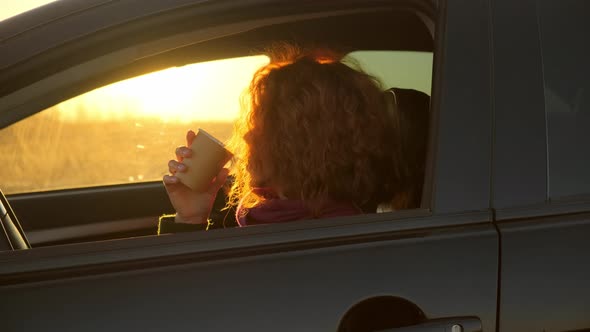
0, 4, 438, 248
0, 51, 431, 195
347, 50, 433, 95
0, 55, 269, 194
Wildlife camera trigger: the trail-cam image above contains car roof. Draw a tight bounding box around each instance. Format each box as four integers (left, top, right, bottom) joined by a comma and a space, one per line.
0, 0, 218, 70
0, 0, 436, 72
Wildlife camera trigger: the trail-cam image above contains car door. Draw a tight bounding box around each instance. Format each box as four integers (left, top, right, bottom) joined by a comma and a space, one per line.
0, 0, 499, 331
491, 0, 590, 331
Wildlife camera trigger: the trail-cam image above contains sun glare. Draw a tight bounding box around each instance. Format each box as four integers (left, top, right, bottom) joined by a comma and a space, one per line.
54, 55, 270, 123
0, 0, 58, 21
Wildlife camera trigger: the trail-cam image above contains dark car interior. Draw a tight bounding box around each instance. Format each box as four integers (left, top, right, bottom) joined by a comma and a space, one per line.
2, 4, 435, 249
0, 189, 30, 250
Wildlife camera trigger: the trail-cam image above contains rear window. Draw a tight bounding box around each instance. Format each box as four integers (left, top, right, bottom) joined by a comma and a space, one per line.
347, 50, 433, 95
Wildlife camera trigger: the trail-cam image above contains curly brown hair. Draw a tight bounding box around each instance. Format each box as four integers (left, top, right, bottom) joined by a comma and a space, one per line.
227, 45, 398, 216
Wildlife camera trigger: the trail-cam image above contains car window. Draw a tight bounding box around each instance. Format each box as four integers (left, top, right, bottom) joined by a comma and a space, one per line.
347, 51, 433, 95
537, 0, 590, 199
0, 55, 269, 194
0, 51, 433, 196
0, 6, 440, 249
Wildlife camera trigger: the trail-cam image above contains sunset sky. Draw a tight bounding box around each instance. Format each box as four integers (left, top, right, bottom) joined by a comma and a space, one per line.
54, 55, 270, 123
1, 0, 270, 123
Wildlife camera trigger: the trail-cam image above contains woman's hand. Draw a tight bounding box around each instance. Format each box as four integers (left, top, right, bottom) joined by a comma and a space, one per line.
163, 130, 229, 224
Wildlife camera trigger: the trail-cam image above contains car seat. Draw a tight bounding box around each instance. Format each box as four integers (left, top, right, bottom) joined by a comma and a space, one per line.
378, 87, 430, 212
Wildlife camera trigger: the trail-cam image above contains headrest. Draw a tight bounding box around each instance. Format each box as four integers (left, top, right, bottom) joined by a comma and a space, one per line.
384, 87, 430, 117
380, 87, 430, 211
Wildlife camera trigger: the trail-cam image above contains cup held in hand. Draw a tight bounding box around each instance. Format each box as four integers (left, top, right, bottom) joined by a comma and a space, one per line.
174, 129, 232, 192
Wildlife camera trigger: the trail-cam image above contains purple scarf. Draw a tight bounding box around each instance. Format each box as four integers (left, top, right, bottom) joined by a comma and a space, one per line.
236, 188, 361, 226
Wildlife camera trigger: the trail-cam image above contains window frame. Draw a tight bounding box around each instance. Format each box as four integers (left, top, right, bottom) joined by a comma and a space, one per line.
0, 0, 496, 254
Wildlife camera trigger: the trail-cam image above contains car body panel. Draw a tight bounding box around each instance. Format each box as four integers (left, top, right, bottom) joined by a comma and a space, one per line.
0, 212, 499, 331
491, 0, 547, 210
497, 213, 590, 331
4, 0, 567, 330
490, 1, 590, 330
431, 0, 492, 214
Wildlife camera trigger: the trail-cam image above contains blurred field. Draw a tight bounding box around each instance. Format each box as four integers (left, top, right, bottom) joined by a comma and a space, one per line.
0, 111, 234, 195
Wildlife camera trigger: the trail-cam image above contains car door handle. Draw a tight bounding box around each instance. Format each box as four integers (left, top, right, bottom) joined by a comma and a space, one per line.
377, 317, 482, 332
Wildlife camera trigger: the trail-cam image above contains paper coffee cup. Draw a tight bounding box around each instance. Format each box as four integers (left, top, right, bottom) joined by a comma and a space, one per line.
175, 129, 233, 191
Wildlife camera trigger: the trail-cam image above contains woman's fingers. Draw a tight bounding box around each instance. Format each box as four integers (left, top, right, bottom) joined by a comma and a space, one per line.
186, 130, 196, 147
163, 175, 187, 196
162, 174, 180, 193
163, 174, 179, 185
175, 146, 192, 160
168, 160, 187, 174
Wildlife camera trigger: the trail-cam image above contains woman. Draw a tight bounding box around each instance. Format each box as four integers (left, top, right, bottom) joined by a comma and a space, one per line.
159, 46, 399, 233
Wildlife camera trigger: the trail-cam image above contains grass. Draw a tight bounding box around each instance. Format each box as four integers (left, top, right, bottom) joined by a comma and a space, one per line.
0, 111, 234, 195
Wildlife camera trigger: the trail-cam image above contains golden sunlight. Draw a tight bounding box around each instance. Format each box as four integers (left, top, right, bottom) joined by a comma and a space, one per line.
54, 55, 270, 123
1, 1, 270, 123
0, 0, 58, 21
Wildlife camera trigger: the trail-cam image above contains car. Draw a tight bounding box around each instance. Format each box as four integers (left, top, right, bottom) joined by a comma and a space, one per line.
0, 0, 589, 331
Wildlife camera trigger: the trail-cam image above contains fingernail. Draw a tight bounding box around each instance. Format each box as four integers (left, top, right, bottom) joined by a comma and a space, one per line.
177, 164, 185, 171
